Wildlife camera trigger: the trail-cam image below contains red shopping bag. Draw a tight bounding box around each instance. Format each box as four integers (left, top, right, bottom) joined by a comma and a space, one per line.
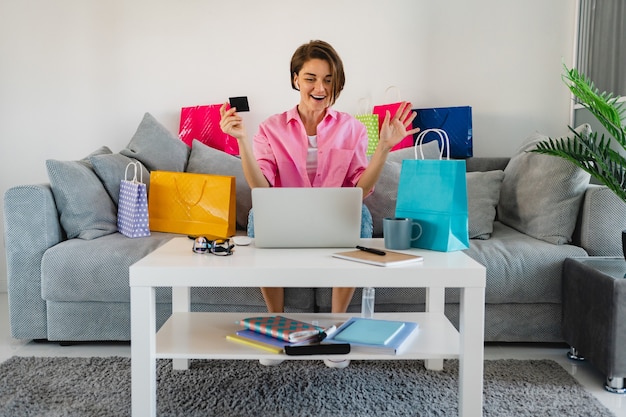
179, 104, 239, 156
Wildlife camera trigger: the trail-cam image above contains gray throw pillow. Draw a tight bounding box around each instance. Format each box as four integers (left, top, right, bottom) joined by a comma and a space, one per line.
185, 140, 252, 230
497, 124, 592, 245
120, 112, 189, 172
365, 140, 440, 237
90, 153, 150, 206
466, 170, 504, 239
46, 146, 118, 240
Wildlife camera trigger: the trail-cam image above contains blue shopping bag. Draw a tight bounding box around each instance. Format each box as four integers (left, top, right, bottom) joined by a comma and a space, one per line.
412, 106, 472, 158
395, 129, 469, 252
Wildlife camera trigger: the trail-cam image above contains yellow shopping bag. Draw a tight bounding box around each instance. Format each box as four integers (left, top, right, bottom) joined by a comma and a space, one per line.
148, 171, 236, 238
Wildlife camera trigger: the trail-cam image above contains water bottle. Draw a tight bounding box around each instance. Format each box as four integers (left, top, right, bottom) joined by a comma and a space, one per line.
361, 287, 375, 318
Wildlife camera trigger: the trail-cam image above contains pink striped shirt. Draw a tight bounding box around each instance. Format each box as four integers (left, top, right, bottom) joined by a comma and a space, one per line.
253, 106, 370, 192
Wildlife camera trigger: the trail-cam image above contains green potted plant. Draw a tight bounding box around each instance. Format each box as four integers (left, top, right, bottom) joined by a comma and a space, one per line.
531, 65, 626, 254
532, 66, 626, 200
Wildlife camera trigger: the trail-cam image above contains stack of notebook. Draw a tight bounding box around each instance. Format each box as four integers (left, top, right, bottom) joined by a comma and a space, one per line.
226, 316, 325, 354
227, 315, 419, 356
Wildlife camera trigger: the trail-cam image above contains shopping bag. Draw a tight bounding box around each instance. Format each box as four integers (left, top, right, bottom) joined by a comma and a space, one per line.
117, 161, 151, 238
395, 129, 469, 252
148, 171, 236, 238
372, 86, 414, 151
412, 106, 473, 158
179, 104, 239, 156
354, 98, 380, 156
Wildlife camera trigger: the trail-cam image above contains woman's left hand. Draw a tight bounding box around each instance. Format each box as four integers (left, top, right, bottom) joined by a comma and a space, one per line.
378, 101, 420, 151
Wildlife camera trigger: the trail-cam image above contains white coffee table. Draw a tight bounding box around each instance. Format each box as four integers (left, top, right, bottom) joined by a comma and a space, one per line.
130, 237, 486, 417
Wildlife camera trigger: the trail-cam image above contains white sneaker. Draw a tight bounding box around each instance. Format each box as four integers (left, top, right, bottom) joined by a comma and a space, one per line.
323, 358, 350, 369
259, 358, 285, 366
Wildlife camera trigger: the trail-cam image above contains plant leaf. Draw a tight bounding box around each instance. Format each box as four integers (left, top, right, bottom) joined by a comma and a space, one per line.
531, 65, 626, 203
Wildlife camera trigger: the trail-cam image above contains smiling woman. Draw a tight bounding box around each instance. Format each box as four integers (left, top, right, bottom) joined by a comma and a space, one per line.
218, 39, 419, 321
290, 41, 345, 111
292, 58, 336, 134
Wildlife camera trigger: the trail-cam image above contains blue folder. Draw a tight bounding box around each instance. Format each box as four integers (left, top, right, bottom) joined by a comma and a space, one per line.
326, 317, 420, 354
333, 318, 405, 345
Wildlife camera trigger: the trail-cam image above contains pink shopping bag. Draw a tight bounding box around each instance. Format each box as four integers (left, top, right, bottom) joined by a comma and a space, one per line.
372, 87, 414, 152
179, 104, 239, 156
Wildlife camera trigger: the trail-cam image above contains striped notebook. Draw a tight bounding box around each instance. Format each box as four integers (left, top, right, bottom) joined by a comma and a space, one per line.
236, 316, 323, 342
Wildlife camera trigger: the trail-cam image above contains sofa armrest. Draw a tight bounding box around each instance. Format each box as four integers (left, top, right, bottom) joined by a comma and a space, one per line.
3, 184, 64, 339
574, 185, 626, 256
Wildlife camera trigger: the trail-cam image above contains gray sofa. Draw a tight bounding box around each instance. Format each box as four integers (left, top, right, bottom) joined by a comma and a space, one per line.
4, 113, 626, 343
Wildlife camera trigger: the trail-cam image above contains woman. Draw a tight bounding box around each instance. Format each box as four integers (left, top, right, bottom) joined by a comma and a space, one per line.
220, 40, 419, 315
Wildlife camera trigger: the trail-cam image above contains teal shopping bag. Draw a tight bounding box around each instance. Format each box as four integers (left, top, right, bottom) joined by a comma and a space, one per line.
395, 129, 469, 252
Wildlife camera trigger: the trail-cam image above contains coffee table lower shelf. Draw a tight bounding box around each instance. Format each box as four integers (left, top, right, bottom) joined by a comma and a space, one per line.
155, 312, 459, 361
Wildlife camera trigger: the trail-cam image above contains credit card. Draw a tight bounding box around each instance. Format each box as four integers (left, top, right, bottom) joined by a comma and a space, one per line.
229, 96, 249, 112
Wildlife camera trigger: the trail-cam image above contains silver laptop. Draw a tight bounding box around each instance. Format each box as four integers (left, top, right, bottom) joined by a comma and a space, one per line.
251, 187, 363, 248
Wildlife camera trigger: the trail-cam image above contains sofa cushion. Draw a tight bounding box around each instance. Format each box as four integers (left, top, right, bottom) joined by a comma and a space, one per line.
366, 141, 440, 237
575, 185, 626, 256
497, 125, 592, 244
185, 140, 251, 230
41, 233, 315, 311
327, 221, 588, 311
46, 147, 118, 240
464, 221, 588, 304
466, 170, 504, 239
90, 153, 150, 206
120, 113, 189, 172
41, 232, 178, 302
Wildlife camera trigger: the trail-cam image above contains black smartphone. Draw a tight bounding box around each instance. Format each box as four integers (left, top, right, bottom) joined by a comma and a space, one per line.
229, 96, 249, 112
284, 343, 351, 356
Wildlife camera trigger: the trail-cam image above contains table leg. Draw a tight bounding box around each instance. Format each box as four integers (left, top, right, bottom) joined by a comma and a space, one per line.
172, 287, 191, 370
458, 286, 485, 417
131, 286, 157, 417
425, 287, 445, 371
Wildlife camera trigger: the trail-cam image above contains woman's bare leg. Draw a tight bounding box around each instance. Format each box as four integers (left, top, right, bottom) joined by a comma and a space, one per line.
261, 287, 285, 312
331, 287, 356, 313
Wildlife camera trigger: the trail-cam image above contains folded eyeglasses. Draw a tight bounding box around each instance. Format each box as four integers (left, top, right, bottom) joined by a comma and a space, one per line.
191, 236, 234, 256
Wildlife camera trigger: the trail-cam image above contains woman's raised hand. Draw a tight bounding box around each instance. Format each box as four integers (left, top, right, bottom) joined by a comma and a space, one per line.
219, 103, 247, 141
378, 101, 420, 151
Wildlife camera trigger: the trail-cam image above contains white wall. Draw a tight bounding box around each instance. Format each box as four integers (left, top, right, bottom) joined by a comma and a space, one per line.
0, 0, 577, 292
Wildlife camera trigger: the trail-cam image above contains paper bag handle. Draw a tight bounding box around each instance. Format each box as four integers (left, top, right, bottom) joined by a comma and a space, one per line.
414, 129, 451, 160
384, 86, 401, 103
357, 98, 372, 115
124, 161, 144, 184
174, 178, 207, 207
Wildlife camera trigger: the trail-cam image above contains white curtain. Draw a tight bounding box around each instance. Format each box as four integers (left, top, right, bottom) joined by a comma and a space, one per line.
577, 0, 626, 97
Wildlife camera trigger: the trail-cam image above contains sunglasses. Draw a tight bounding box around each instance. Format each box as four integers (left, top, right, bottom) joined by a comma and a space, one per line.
191, 237, 234, 256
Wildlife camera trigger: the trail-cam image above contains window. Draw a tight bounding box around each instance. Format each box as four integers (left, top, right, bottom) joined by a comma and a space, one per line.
577, 0, 626, 97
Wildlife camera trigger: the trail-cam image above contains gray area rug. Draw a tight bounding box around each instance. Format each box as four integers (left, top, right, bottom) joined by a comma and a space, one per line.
0, 356, 615, 417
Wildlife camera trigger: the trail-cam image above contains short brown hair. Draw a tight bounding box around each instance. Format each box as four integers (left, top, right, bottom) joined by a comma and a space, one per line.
290, 40, 345, 105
